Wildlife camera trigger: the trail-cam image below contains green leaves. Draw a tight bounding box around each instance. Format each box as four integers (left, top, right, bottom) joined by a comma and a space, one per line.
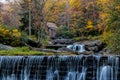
104, 0, 120, 54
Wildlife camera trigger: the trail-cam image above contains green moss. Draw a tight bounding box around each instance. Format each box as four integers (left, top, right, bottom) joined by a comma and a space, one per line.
74, 37, 82, 41
0, 47, 47, 56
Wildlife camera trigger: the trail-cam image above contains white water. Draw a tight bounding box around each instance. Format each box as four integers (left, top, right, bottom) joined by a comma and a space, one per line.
0, 56, 119, 80
67, 44, 85, 52
100, 66, 113, 80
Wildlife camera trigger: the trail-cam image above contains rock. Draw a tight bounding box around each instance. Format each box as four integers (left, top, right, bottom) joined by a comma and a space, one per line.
26, 38, 41, 47
83, 40, 102, 47
58, 47, 94, 55
58, 47, 74, 52
78, 51, 94, 55
79, 40, 106, 52
101, 48, 111, 55
50, 39, 106, 55
86, 46, 98, 52
0, 43, 13, 50
52, 39, 75, 45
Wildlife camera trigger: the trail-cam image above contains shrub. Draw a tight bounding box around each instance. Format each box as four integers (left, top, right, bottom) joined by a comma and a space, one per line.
56, 26, 74, 38
0, 24, 22, 46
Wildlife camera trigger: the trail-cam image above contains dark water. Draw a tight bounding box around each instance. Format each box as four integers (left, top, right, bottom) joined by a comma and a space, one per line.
0, 56, 119, 80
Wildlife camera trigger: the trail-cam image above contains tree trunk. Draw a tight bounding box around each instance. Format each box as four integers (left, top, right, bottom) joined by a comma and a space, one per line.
29, 8, 31, 36
66, 0, 70, 30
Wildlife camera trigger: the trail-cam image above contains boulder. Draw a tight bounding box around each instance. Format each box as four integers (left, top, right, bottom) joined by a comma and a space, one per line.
75, 51, 94, 55
0, 43, 13, 50
26, 38, 41, 47
52, 39, 75, 45
58, 47, 74, 52
79, 40, 106, 52
82, 40, 103, 47
100, 48, 111, 55
86, 46, 98, 52
58, 47, 94, 55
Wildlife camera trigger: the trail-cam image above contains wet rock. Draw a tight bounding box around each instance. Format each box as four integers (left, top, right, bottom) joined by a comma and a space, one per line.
78, 51, 94, 55
79, 40, 106, 52
58, 47, 74, 52
0, 43, 13, 50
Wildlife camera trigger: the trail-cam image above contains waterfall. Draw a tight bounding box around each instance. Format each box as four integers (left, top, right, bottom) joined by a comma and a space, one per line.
0, 56, 119, 80
67, 44, 85, 52
100, 66, 113, 80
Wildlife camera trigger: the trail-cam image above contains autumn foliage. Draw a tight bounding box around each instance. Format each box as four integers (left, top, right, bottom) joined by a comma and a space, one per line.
0, 24, 21, 46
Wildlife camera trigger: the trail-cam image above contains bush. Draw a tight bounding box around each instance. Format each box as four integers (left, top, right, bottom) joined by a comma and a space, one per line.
56, 26, 74, 38
0, 24, 22, 46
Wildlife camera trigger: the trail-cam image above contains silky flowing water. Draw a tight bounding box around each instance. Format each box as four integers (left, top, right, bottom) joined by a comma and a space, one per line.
0, 56, 119, 80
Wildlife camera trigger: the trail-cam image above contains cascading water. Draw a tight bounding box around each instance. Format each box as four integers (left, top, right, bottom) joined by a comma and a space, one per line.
67, 44, 85, 52
0, 56, 119, 80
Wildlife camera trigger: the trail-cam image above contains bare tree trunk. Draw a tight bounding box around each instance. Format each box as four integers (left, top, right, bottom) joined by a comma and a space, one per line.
38, 22, 43, 43
66, 0, 70, 30
28, 8, 31, 36
38, 28, 40, 42
92, 0, 95, 23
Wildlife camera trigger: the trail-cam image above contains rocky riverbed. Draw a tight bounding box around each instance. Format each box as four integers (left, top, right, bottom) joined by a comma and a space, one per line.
48, 39, 109, 55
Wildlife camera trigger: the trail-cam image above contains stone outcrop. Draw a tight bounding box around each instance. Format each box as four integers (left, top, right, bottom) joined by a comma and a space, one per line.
0, 43, 13, 50
52, 39, 75, 45
26, 38, 41, 47
65, 40, 106, 55
74, 40, 106, 53
48, 39, 106, 55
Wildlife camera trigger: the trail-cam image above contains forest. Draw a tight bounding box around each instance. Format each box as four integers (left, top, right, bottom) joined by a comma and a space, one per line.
0, 0, 120, 55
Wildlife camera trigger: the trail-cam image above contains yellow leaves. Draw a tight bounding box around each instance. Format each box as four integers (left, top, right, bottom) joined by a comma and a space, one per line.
86, 20, 94, 29
87, 20, 93, 25
12, 29, 21, 37
100, 13, 109, 20
70, 0, 80, 6
99, 0, 108, 3
0, 25, 22, 46
116, 5, 120, 10
69, 0, 81, 11
87, 25, 94, 29
0, 27, 5, 32
13, 29, 18, 33
0, 26, 21, 38
3, 30, 9, 35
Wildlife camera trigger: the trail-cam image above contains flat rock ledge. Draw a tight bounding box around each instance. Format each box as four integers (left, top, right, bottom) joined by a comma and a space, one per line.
0, 43, 13, 50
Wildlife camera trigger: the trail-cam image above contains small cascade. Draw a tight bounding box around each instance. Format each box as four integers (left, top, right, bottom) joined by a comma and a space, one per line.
0, 56, 120, 80
67, 44, 85, 52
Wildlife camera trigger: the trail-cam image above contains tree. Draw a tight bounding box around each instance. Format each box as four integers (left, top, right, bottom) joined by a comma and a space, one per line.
104, 0, 120, 54
19, 0, 33, 36
0, 1, 20, 27
19, 0, 47, 44
0, 2, 3, 22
